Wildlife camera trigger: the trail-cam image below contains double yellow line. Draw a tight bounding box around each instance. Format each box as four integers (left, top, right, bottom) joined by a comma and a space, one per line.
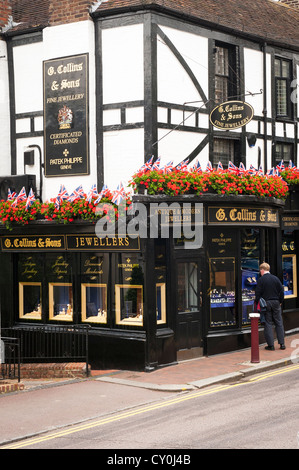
2, 364, 299, 450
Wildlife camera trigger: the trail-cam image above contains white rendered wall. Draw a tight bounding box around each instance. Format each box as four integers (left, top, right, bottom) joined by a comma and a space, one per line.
101, 24, 144, 188
0, 40, 11, 175
103, 129, 144, 190
102, 24, 144, 104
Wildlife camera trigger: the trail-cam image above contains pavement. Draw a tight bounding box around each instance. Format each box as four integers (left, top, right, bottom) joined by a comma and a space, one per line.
2, 331, 299, 394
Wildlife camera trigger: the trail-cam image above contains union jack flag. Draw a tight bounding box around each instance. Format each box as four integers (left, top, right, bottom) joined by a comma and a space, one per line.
217, 162, 224, 171
7, 188, 17, 201
257, 165, 264, 176
12, 187, 27, 206
248, 165, 257, 175
112, 182, 126, 206
206, 161, 213, 172
162, 161, 174, 174
68, 185, 85, 202
176, 159, 189, 172
25, 188, 36, 210
191, 159, 202, 173
58, 184, 69, 201
267, 167, 276, 176
289, 160, 296, 170
87, 184, 98, 203
238, 162, 246, 175
276, 160, 284, 172
138, 156, 153, 174
228, 161, 239, 174
152, 157, 161, 171
94, 184, 109, 204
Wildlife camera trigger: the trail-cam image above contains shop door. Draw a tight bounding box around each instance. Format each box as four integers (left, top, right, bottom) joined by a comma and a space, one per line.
176, 259, 203, 360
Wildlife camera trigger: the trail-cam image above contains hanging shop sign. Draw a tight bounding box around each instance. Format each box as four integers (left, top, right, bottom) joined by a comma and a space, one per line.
208, 206, 280, 227
210, 100, 254, 130
43, 54, 89, 177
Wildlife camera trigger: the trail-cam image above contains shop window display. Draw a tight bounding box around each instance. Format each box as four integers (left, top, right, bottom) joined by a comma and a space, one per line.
241, 228, 260, 325
49, 282, 73, 321
18, 254, 43, 320
115, 284, 143, 325
47, 254, 73, 321
80, 253, 109, 324
81, 284, 107, 323
19, 282, 42, 320
282, 254, 297, 298
209, 257, 236, 327
282, 230, 297, 299
156, 283, 166, 323
115, 253, 144, 325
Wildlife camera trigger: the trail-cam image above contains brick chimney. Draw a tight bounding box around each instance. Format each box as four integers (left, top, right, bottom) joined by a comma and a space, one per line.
278, 0, 299, 8
49, 0, 92, 26
0, 0, 12, 32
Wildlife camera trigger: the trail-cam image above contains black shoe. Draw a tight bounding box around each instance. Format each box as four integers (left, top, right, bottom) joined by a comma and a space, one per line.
280, 344, 286, 350
265, 345, 275, 351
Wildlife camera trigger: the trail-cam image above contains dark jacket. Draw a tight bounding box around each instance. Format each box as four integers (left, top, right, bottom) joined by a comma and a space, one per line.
255, 272, 284, 304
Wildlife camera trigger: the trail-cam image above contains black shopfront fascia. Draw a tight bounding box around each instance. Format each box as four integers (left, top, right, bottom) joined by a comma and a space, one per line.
0, 221, 172, 371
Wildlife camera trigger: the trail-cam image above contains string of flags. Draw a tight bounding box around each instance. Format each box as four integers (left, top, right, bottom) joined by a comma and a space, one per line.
135, 156, 295, 178
6, 181, 127, 209
5, 158, 296, 209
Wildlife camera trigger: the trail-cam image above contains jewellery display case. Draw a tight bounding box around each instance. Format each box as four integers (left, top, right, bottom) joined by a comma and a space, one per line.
81, 283, 107, 323
209, 257, 236, 327
282, 254, 297, 298
19, 282, 42, 320
49, 282, 73, 321
115, 284, 143, 325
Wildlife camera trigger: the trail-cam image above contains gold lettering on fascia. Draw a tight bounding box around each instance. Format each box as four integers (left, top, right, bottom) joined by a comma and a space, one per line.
52, 256, 69, 276
74, 236, 130, 249
84, 258, 104, 275
214, 208, 278, 224
21, 258, 38, 278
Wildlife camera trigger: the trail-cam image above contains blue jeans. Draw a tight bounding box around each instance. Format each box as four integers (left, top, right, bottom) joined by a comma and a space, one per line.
264, 300, 285, 347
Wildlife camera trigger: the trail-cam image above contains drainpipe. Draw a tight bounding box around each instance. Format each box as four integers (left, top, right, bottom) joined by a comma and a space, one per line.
262, 42, 268, 173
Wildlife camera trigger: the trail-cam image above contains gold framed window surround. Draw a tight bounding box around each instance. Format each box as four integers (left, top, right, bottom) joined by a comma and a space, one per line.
282, 254, 297, 299
81, 283, 107, 324
19, 282, 42, 320
156, 283, 166, 324
49, 282, 73, 321
115, 284, 143, 325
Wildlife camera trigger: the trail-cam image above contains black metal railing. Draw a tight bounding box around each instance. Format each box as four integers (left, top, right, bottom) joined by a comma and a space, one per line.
0, 336, 21, 382
1, 325, 90, 377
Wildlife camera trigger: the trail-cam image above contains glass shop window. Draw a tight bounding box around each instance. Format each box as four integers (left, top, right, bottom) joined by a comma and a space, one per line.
18, 254, 43, 320
177, 262, 198, 312
209, 258, 236, 327
155, 240, 167, 324
241, 228, 260, 326
80, 253, 109, 324
47, 254, 73, 322
282, 230, 297, 299
115, 253, 144, 326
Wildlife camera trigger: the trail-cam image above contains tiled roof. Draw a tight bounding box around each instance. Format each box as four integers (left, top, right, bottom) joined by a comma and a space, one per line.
10, 0, 50, 32
94, 0, 299, 49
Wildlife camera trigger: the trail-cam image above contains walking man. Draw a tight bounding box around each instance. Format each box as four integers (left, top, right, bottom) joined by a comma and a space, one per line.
255, 262, 285, 350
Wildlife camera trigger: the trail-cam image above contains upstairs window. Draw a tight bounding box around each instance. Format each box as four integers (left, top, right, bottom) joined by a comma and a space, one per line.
275, 58, 292, 119
215, 43, 239, 103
